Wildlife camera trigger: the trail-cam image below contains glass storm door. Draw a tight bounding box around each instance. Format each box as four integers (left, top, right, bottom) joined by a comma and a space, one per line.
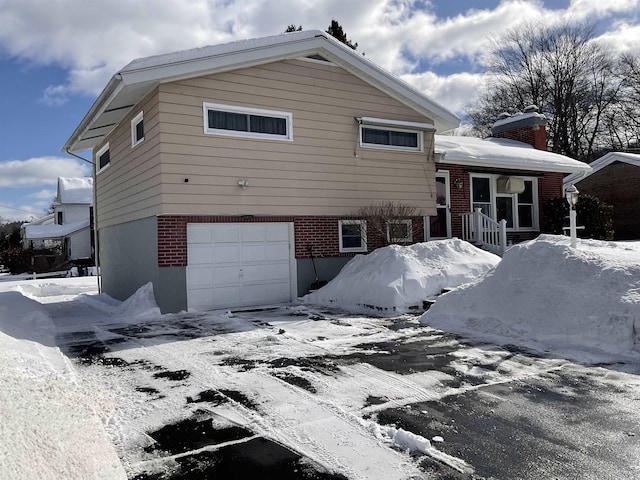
428, 172, 451, 239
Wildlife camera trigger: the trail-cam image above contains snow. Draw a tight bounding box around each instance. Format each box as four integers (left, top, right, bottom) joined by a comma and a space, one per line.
23, 219, 90, 239
0, 286, 125, 480
421, 235, 640, 362
302, 239, 500, 313
435, 134, 592, 173
2, 234, 640, 478
57, 177, 93, 204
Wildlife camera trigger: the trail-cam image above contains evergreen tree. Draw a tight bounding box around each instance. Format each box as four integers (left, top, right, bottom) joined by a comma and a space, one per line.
326, 20, 357, 50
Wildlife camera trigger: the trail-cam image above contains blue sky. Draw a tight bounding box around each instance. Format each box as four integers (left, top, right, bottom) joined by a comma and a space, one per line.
0, 0, 638, 222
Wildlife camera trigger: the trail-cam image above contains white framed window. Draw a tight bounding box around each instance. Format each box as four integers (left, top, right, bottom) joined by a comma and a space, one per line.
339, 220, 367, 253
131, 111, 144, 147
203, 102, 293, 141
96, 143, 110, 173
470, 174, 539, 231
387, 219, 413, 243
360, 125, 422, 152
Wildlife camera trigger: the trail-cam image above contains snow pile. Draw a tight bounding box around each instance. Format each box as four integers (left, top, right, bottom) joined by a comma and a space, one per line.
111, 282, 161, 320
302, 239, 500, 313
421, 235, 640, 359
0, 292, 126, 479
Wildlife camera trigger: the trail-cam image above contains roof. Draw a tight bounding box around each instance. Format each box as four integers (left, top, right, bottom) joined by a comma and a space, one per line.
22, 213, 54, 228
23, 220, 90, 240
564, 151, 640, 185
435, 135, 592, 174
57, 177, 93, 204
63, 30, 460, 153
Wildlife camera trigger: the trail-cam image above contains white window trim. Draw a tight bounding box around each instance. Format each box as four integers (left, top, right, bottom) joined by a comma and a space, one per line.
387, 219, 413, 243
470, 174, 539, 231
96, 143, 110, 174
338, 220, 367, 253
203, 102, 293, 141
359, 124, 424, 152
131, 111, 144, 147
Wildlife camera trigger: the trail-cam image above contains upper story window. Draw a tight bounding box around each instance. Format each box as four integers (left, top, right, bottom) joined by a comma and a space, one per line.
56, 211, 63, 225
96, 143, 110, 173
361, 126, 421, 151
338, 220, 367, 253
203, 103, 293, 141
357, 117, 432, 153
131, 111, 144, 147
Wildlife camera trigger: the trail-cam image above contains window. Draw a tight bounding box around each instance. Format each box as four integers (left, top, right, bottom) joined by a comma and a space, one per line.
57, 211, 63, 225
96, 143, 110, 172
339, 220, 367, 253
387, 220, 413, 243
472, 176, 492, 217
131, 111, 144, 147
360, 125, 421, 151
470, 174, 538, 230
203, 103, 292, 141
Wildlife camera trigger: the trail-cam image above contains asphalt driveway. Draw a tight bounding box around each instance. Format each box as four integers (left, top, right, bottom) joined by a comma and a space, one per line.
47, 300, 640, 480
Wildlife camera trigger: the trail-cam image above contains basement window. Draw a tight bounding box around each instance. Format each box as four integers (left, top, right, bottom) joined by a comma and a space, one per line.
203, 103, 293, 141
339, 220, 367, 253
387, 219, 413, 243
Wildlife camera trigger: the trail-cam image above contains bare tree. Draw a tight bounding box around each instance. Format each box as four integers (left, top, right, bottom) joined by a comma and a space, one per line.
467, 21, 623, 162
356, 202, 421, 247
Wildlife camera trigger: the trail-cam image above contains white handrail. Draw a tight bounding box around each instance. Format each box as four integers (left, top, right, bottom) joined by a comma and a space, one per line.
460, 208, 507, 256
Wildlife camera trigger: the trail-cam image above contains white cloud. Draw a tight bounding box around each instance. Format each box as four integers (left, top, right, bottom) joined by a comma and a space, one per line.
0, 157, 89, 188
596, 22, 640, 56
28, 189, 57, 200
401, 71, 485, 118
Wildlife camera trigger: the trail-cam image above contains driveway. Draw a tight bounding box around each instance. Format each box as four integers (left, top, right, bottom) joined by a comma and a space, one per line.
46, 299, 640, 480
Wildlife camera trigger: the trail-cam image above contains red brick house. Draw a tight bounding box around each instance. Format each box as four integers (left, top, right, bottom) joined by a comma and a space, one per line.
564, 152, 640, 240
429, 108, 591, 253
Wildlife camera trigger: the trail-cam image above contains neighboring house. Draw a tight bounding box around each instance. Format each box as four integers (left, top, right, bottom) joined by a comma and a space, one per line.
564, 152, 640, 240
22, 177, 94, 265
431, 109, 591, 250
62, 31, 588, 313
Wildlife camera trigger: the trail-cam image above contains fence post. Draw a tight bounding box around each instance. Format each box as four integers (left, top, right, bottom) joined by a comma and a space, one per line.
474, 208, 484, 246
499, 219, 507, 256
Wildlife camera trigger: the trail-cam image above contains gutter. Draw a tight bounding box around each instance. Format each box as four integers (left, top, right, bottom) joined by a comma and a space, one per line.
63, 148, 101, 294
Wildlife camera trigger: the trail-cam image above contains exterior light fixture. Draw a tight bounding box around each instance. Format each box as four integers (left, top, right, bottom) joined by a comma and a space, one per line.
565, 184, 579, 248
454, 177, 463, 189
238, 179, 249, 189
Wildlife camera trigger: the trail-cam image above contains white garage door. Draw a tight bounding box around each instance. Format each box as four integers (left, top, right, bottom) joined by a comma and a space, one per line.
186, 223, 294, 311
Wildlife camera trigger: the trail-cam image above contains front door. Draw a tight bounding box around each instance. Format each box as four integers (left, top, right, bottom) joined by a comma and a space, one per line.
427, 172, 451, 239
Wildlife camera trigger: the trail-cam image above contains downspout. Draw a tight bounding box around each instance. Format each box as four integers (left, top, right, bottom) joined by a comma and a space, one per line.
63, 148, 101, 294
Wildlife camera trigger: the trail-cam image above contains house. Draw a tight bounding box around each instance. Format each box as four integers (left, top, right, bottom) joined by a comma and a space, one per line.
564, 152, 640, 240
62, 30, 588, 313
62, 30, 460, 313
431, 109, 591, 252
22, 177, 94, 268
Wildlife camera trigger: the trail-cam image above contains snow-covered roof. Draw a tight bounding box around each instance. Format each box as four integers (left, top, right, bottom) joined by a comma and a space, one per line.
22, 213, 54, 228
63, 30, 460, 153
435, 135, 592, 174
563, 151, 640, 185
57, 177, 93, 205
23, 220, 90, 240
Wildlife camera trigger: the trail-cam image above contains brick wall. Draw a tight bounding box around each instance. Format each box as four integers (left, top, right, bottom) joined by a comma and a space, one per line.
538, 172, 563, 232
493, 125, 547, 150
157, 214, 425, 267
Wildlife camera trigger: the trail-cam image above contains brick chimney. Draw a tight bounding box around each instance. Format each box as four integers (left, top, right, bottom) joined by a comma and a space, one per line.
491, 105, 547, 151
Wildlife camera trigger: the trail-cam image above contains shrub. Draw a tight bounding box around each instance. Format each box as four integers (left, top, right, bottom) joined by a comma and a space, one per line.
542, 194, 613, 240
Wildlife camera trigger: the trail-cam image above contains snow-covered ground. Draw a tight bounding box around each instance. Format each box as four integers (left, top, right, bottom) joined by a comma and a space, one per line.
1, 236, 640, 479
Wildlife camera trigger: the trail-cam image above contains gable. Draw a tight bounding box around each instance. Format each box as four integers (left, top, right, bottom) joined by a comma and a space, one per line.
63, 30, 459, 154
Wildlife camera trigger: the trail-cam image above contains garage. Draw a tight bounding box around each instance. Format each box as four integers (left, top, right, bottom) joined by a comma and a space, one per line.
186, 223, 295, 311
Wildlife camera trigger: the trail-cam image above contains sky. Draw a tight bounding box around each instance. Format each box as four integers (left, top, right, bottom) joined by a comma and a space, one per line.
0, 0, 638, 222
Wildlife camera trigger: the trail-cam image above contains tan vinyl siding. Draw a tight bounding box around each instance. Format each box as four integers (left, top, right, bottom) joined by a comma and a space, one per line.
158, 58, 437, 217
93, 89, 162, 228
